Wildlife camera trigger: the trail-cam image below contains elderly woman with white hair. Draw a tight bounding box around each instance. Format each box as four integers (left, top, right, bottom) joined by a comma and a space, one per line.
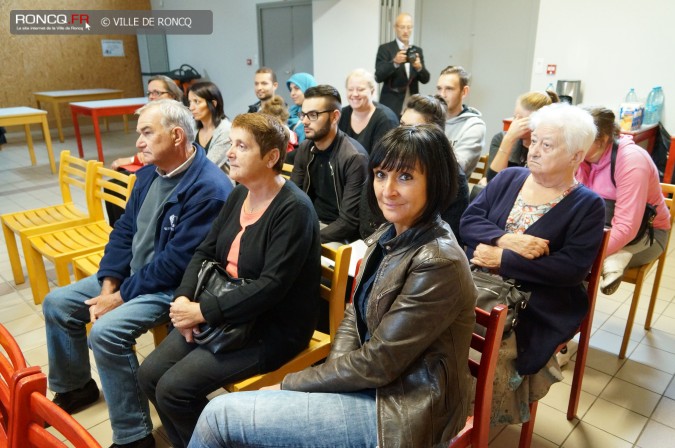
338, 68, 398, 154
460, 103, 606, 424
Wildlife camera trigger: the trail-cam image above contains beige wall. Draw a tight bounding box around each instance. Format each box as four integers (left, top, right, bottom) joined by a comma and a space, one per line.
531, 0, 673, 132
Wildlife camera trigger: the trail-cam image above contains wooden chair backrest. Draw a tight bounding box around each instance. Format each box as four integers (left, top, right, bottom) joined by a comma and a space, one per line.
467, 304, 507, 447
320, 244, 352, 340
87, 166, 137, 221
468, 154, 488, 186
588, 228, 611, 303
57, 151, 99, 205
450, 304, 507, 448
10, 372, 101, 448
281, 163, 293, 180
664, 138, 675, 184
656, 183, 675, 257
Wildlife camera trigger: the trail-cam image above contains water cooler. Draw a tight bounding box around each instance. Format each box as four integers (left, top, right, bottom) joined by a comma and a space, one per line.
556, 80, 582, 105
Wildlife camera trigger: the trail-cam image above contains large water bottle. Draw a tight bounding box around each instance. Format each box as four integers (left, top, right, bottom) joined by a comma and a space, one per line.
625, 88, 638, 102
644, 86, 664, 125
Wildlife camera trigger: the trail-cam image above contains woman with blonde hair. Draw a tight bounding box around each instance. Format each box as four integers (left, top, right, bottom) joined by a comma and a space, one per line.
338, 68, 398, 154
487, 90, 559, 181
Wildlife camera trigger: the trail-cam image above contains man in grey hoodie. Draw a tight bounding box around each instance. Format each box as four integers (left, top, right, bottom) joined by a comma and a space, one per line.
436, 66, 486, 176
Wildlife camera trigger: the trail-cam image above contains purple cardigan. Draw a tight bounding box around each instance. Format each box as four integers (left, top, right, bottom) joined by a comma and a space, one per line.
460, 167, 605, 374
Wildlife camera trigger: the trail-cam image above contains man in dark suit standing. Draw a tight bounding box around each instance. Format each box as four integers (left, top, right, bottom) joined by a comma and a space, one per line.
375, 13, 430, 116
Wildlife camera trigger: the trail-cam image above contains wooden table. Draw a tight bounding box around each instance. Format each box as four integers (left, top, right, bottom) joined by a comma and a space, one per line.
70, 97, 148, 162
0, 107, 56, 173
33, 89, 124, 143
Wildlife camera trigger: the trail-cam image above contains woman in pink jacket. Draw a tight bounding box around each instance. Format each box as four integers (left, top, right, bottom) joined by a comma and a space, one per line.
576, 107, 671, 294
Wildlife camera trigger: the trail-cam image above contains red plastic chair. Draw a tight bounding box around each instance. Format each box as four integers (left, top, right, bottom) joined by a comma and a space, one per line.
9, 371, 101, 448
448, 304, 508, 448
1, 323, 39, 447
519, 228, 611, 446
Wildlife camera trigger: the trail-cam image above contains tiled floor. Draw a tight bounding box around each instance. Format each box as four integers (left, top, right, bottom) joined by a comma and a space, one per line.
1, 123, 674, 447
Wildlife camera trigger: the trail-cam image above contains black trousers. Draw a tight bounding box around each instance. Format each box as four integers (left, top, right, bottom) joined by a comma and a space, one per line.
137, 329, 262, 448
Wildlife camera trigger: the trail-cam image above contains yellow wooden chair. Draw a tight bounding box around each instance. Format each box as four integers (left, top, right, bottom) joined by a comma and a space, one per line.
227, 243, 352, 391
72, 250, 104, 282
281, 162, 293, 180
618, 183, 675, 358
72, 250, 169, 347
25, 166, 136, 304
468, 154, 488, 186
1, 151, 100, 286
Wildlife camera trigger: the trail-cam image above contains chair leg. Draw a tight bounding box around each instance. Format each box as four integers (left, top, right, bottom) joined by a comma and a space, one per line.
644, 258, 665, 330
2, 221, 25, 285
519, 401, 538, 448
568, 332, 591, 420
151, 324, 168, 347
25, 243, 50, 305
73, 264, 85, 281
54, 259, 72, 287
619, 274, 646, 359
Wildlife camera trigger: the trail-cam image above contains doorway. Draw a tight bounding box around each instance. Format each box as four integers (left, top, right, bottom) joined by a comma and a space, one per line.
257, 1, 313, 105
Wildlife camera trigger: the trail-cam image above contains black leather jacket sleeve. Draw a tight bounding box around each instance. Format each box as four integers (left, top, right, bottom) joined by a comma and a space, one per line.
282, 256, 467, 392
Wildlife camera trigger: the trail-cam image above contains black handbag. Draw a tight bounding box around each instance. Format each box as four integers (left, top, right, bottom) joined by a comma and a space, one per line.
604, 199, 657, 246
605, 141, 657, 246
471, 268, 531, 336
192, 260, 254, 354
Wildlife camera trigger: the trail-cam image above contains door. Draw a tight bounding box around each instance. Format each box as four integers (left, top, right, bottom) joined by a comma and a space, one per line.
137, 34, 170, 92
258, 1, 313, 105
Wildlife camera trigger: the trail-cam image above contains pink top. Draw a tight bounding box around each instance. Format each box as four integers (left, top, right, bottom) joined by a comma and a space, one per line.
576, 135, 671, 255
225, 205, 265, 278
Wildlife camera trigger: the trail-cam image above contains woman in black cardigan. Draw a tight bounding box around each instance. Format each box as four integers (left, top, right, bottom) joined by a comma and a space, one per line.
138, 113, 321, 448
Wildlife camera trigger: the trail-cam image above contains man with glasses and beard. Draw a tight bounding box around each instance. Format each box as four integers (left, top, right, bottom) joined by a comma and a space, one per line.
290, 85, 368, 243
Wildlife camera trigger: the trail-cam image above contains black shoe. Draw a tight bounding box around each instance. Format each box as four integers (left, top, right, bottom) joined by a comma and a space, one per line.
52, 379, 100, 414
109, 433, 155, 448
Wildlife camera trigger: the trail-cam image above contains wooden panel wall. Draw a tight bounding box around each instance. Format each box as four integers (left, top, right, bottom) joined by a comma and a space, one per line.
0, 0, 150, 126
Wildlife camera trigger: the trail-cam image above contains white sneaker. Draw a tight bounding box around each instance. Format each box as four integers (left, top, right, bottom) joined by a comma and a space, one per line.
600, 250, 633, 295
600, 272, 623, 295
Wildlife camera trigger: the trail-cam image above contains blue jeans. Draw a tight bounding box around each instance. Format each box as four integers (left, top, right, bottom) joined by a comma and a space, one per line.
188, 390, 377, 448
43, 274, 172, 444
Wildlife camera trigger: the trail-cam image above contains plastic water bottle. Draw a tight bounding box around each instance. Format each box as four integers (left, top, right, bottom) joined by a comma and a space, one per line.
625, 88, 638, 102
643, 86, 664, 125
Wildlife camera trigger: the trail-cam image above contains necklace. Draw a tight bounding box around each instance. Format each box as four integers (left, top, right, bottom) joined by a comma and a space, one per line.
244, 197, 266, 214
244, 192, 275, 214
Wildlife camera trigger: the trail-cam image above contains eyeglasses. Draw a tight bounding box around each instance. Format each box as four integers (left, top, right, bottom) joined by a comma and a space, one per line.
147, 90, 169, 98
395, 25, 413, 31
299, 110, 333, 121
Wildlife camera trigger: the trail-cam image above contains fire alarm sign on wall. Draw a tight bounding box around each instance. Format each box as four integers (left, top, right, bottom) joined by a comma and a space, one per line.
546, 64, 557, 75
